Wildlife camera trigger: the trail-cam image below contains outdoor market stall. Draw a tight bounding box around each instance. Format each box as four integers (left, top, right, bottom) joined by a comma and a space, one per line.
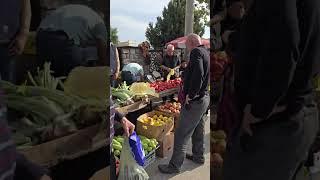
111, 75, 183, 176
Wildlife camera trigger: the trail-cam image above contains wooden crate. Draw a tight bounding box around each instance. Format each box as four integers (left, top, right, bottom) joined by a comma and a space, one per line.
116, 101, 148, 115
158, 88, 179, 98
136, 111, 174, 141
18, 123, 107, 167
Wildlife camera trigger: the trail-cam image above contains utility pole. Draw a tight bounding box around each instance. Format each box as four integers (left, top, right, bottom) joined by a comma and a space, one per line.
184, 0, 194, 60
185, 0, 194, 35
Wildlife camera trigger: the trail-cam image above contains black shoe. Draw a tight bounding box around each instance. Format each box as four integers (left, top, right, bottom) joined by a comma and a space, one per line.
186, 154, 205, 164
158, 164, 180, 174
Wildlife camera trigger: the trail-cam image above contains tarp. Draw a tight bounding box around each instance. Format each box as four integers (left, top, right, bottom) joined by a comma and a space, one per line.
165, 36, 210, 49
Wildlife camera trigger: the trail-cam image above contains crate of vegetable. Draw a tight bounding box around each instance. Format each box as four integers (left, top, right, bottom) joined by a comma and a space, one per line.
149, 78, 182, 95
136, 111, 174, 141
157, 102, 181, 117
157, 102, 181, 130
0, 63, 108, 166
112, 135, 159, 168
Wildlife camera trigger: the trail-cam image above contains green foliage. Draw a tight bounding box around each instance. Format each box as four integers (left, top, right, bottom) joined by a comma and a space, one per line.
146, 0, 209, 49
110, 27, 119, 44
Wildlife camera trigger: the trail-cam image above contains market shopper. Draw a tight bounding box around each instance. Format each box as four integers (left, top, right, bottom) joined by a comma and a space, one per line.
0, 90, 51, 180
36, 4, 107, 77
110, 43, 120, 87
0, 0, 31, 84
223, 1, 320, 180
110, 96, 135, 179
121, 63, 144, 85
158, 33, 210, 174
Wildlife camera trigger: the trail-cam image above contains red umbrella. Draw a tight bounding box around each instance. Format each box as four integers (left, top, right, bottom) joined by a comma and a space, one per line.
166, 36, 210, 49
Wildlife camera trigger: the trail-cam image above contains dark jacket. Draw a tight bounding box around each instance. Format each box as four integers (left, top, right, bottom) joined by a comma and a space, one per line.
232, 0, 320, 119
183, 45, 210, 99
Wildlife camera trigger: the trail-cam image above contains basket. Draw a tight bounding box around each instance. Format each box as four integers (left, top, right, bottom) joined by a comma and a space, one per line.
143, 145, 159, 168
136, 111, 174, 141
155, 107, 180, 131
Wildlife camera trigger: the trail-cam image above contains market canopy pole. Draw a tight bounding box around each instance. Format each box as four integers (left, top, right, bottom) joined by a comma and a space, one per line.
184, 0, 194, 60
185, 0, 194, 35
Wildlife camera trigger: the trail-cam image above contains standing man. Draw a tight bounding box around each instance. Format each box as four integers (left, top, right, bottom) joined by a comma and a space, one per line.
223, 1, 320, 180
158, 34, 210, 174
37, 4, 107, 77
110, 42, 120, 87
0, 0, 31, 83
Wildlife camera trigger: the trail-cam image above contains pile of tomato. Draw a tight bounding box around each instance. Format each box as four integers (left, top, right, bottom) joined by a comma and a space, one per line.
149, 78, 182, 93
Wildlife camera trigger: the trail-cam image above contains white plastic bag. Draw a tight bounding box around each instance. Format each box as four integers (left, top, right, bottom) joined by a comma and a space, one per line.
118, 137, 149, 180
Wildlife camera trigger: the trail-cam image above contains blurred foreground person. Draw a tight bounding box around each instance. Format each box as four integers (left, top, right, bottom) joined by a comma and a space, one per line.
37, 4, 107, 77
223, 0, 320, 180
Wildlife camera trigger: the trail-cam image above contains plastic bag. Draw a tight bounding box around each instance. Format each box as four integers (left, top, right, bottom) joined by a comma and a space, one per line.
129, 132, 145, 166
118, 137, 150, 180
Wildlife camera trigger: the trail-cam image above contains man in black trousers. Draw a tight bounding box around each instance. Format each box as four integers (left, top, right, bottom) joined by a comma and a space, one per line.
158, 33, 210, 174
223, 0, 320, 180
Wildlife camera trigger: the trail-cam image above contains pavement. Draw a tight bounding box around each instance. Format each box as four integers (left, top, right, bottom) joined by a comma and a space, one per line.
145, 114, 210, 180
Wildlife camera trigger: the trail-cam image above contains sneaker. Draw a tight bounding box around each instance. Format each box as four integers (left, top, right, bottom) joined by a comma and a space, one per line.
186, 153, 205, 164
158, 164, 180, 174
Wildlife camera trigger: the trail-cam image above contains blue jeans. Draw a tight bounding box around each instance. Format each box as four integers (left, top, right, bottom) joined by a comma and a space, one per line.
36, 31, 84, 77
0, 45, 17, 83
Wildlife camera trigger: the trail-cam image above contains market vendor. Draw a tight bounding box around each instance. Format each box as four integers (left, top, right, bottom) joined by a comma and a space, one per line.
0, 0, 31, 84
161, 44, 181, 102
36, 4, 107, 77
161, 44, 181, 79
121, 63, 144, 85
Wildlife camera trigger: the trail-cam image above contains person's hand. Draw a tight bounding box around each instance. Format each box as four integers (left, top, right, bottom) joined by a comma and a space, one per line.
242, 105, 262, 136
9, 33, 28, 56
222, 30, 235, 44
113, 71, 120, 80
210, 15, 222, 25
185, 94, 191, 105
40, 175, 52, 180
121, 117, 135, 137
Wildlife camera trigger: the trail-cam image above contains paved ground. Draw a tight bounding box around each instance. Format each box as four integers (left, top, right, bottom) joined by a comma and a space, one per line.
145, 115, 210, 180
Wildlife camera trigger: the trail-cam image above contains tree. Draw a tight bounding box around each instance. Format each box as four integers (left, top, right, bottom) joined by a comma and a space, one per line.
110, 27, 119, 44
146, 0, 209, 49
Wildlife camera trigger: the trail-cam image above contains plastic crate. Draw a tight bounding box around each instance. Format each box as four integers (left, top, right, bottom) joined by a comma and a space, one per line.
143, 145, 159, 168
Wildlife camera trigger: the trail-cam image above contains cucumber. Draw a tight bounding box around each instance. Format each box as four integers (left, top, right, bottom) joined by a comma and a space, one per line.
113, 144, 122, 151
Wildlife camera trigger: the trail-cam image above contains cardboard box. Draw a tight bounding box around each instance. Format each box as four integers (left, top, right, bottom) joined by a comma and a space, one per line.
156, 132, 174, 158
137, 111, 174, 141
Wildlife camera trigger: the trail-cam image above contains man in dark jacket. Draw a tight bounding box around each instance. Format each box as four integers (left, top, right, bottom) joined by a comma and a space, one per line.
211, 0, 226, 52
158, 34, 210, 174
223, 0, 320, 180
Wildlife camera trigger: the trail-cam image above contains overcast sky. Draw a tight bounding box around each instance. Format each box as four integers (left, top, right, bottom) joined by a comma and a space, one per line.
110, 0, 210, 43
